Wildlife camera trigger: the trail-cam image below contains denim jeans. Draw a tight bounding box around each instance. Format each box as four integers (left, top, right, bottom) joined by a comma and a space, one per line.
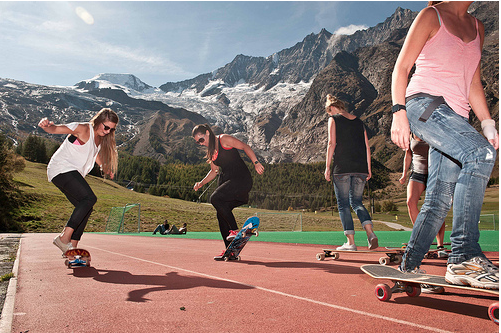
332, 173, 373, 235
401, 96, 496, 270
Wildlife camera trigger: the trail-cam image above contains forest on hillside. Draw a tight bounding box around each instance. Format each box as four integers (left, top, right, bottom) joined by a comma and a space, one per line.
11, 134, 395, 212
14, 134, 498, 213
114, 152, 392, 212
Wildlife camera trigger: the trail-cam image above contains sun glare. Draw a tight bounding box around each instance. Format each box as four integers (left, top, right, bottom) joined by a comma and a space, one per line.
75, 6, 94, 25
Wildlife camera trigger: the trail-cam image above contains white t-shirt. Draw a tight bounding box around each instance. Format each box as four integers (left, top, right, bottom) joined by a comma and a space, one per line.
47, 122, 101, 182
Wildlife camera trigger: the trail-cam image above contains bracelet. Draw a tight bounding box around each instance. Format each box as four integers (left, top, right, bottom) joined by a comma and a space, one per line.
392, 104, 406, 113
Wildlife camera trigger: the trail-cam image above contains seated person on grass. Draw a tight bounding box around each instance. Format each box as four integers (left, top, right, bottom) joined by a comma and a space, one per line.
153, 220, 170, 235
168, 223, 188, 235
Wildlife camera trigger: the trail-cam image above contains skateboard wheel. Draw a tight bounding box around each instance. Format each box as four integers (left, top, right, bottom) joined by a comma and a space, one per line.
488, 302, 499, 324
332, 252, 339, 260
375, 283, 392, 301
379, 257, 389, 265
393, 255, 402, 265
237, 256, 241, 261
405, 283, 421, 297
316, 253, 326, 261
224, 257, 229, 262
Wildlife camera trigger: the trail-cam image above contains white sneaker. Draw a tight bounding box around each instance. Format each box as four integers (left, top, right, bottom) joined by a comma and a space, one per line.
420, 284, 445, 294
336, 243, 357, 251
445, 256, 499, 290
53, 235, 73, 254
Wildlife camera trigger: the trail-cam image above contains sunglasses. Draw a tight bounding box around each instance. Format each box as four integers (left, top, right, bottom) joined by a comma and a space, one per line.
102, 124, 116, 132
196, 137, 205, 144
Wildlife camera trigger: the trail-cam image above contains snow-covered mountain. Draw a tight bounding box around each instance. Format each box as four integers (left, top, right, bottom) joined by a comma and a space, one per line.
74, 73, 159, 95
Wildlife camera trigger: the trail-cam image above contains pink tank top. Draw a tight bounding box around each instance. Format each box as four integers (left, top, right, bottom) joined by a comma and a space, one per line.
406, 7, 481, 118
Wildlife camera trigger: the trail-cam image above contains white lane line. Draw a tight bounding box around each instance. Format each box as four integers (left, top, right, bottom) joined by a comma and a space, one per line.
87, 246, 453, 333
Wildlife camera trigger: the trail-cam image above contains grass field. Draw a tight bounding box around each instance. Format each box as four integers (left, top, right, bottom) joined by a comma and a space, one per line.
13, 161, 499, 236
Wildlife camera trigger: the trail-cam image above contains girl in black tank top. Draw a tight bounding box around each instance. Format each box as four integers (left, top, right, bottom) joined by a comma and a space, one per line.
324, 95, 378, 251
192, 124, 264, 255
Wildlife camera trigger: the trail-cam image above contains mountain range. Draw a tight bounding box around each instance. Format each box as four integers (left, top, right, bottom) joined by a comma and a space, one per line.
0, 2, 498, 170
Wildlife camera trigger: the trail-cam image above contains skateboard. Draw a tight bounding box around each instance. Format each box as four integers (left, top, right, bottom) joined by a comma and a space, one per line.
402, 242, 451, 246
64, 248, 91, 268
214, 216, 260, 262
317, 248, 445, 265
316, 248, 405, 265
360, 264, 499, 324
387, 247, 447, 260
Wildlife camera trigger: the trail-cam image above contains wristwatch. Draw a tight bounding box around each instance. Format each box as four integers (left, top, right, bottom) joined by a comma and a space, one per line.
392, 104, 406, 113
254, 160, 259, 165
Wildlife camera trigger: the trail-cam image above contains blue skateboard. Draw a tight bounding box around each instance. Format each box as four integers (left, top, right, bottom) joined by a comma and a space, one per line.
214, 216, 260, 261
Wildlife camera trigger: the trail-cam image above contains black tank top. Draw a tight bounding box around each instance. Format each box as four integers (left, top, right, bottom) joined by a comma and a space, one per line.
331, 115, 368, 175
213, 136, 252, 184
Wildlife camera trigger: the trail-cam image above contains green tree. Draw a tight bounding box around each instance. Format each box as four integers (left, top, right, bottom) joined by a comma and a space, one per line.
0, 133, 26, 231
22, 135, 48, 164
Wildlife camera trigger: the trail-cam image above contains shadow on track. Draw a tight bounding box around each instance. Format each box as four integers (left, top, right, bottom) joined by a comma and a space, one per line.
71, 268, 253, 302
392, 293, 498, 321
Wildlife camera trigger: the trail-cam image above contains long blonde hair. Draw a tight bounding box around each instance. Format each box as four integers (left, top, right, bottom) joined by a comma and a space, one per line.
90, 108, 119, 175
192, 124, 216, 163
325, 94, 346, 113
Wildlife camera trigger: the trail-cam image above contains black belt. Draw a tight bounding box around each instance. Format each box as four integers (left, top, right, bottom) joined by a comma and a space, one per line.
406, 93, 446, 122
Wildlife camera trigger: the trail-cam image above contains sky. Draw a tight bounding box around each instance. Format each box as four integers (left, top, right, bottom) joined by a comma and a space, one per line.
0, 1, 427, 88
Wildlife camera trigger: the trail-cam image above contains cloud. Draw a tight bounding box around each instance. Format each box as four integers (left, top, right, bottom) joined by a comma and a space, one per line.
39, 20, 72, 32
88, 40, 194, 78
334, 24, 368, 35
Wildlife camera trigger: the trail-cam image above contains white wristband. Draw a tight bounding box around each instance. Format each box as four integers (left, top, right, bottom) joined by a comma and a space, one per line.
481, 119, 497, 140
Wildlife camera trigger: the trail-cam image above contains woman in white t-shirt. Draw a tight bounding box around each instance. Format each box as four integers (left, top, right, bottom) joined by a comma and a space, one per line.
38, 108, 119, 254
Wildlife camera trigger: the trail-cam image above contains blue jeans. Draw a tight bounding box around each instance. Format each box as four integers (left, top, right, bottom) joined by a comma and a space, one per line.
401, 96, 496, 270
332, 174, 373, 235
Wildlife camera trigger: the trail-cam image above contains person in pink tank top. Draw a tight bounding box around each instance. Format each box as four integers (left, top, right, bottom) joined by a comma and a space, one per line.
391, 1, 498, 290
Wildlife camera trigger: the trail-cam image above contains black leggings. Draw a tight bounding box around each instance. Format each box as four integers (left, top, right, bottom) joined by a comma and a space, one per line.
210, 178, 251, 247
52, 171, 97, 241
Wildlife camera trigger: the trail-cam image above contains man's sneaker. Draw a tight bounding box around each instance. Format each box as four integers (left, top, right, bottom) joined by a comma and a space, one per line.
399, 266, 426, 274
445, 256, 499, 290
397, 267, 442, 293
226, 230, 239, 242
336, 243, 357, 251
53, 235, 73, 254
437, 250, 449, 258
367, 233, 378, 250
420, 284, 445, 294
436, 246, 449, 258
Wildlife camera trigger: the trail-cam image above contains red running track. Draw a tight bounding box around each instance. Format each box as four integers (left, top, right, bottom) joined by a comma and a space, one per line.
10, 233, 499, 332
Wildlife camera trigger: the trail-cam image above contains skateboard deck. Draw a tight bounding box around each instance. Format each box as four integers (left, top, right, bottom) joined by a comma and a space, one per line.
402, 242, 451, 246
361, 264, 499, 324
214, 216, 260, 262
316, 248, 405, 265
64, 248, 91, 268
386, 247, 448, 260
317, 247, 446, 265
